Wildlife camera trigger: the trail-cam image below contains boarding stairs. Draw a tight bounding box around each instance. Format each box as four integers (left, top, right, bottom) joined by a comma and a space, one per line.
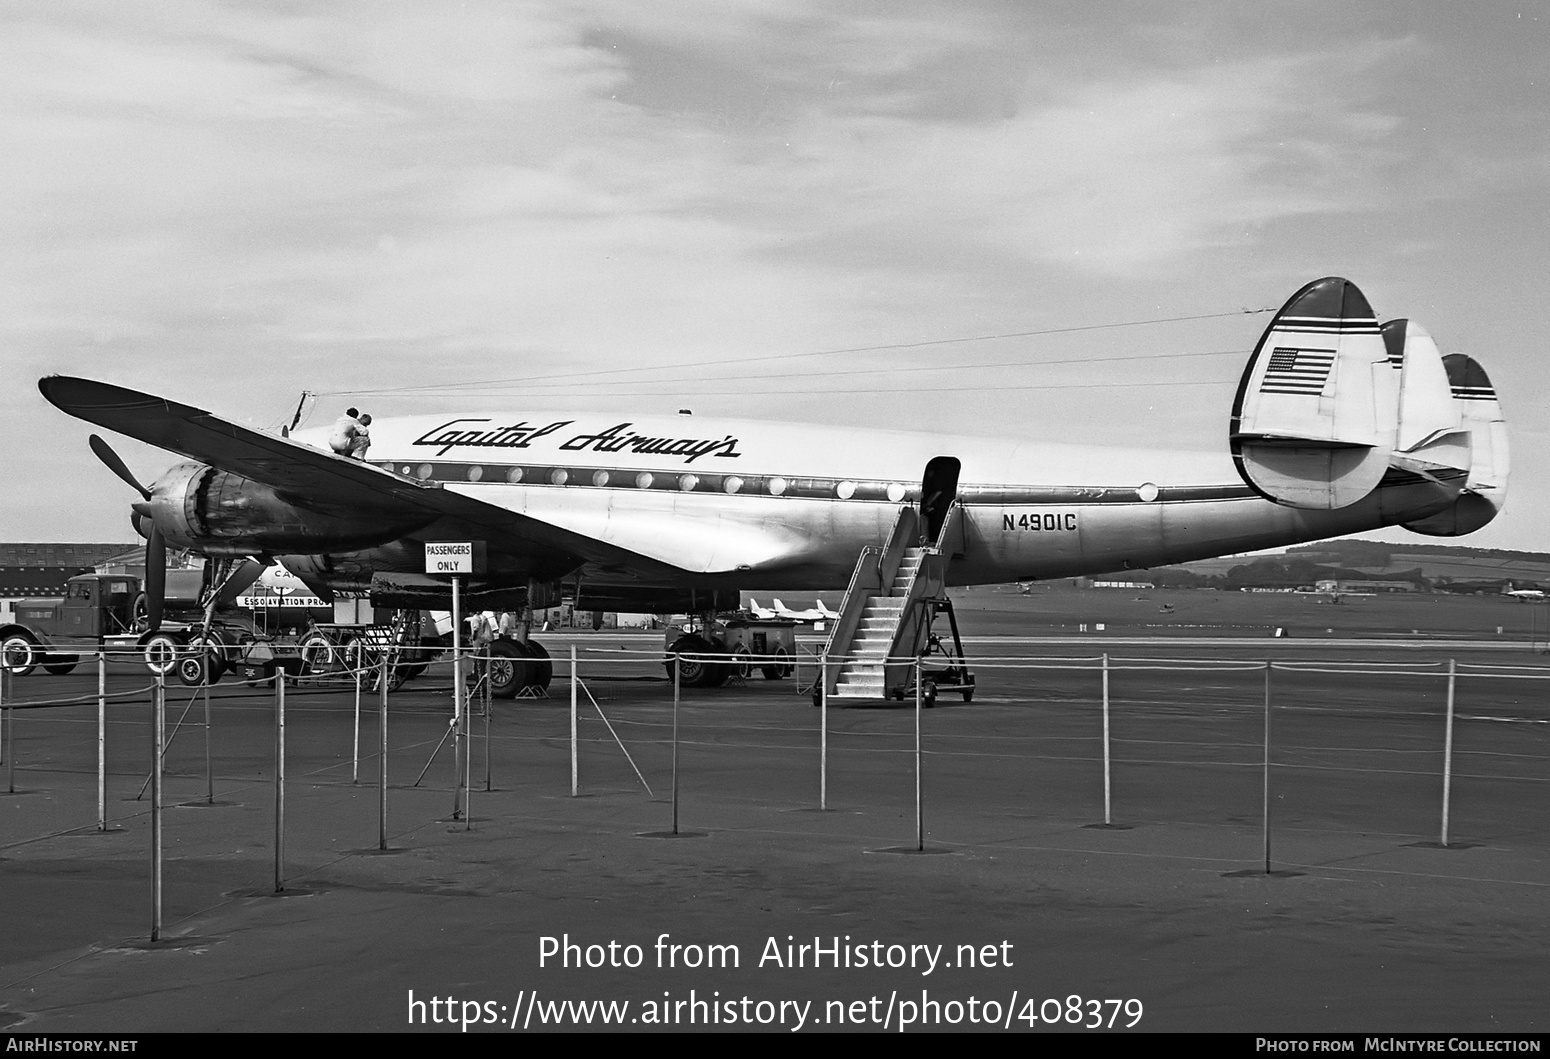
818, 502, 970, 704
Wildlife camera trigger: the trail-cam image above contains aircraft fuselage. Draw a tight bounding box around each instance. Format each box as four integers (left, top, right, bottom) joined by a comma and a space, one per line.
281, 410, 1459, 606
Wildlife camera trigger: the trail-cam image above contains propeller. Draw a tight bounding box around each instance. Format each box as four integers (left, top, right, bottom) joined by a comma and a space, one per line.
88, 434, 165, 632
89, 434, 151, 500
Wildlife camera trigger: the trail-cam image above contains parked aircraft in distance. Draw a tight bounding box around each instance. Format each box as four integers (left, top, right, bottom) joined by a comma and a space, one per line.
745, 598, 780, 620
35, 277, 1509, 698
771, 598, 838, 622
1503, 583, 1545, 601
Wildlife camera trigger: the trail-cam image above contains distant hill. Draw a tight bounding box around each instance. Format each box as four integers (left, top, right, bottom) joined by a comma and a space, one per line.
1286, 540, 1550, 590
1081, 539, 1550, 592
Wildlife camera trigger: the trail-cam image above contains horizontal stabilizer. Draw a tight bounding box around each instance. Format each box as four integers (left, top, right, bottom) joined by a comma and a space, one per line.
1403, 354, 1508, 537
1230, 277, 1396, 509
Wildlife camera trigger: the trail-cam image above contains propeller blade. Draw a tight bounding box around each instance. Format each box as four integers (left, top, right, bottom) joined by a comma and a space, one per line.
88, 434, 152, 501
144, 525, 165, 633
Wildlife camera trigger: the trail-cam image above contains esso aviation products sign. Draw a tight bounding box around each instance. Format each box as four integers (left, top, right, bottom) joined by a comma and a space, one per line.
424, 541, 486, 575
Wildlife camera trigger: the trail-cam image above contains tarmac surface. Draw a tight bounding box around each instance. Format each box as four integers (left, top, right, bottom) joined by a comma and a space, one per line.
1, 632, 1547, 1033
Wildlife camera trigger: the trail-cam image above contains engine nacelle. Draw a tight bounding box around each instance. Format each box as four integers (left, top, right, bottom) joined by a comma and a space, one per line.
146, 462, 435, 555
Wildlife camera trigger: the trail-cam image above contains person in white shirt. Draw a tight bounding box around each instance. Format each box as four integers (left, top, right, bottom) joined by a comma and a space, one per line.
329, 408, 366, 457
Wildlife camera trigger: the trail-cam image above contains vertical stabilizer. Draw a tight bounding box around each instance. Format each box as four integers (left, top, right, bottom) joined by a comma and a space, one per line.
1382, 319, 1471, 483
1403, 355, 1508, 536
1230, 277, 1397, 509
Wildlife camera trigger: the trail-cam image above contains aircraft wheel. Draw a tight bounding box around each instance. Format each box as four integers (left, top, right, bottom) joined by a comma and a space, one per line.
189, 633, 228, 683
43, 657, 79, 676
665, 634, 715, 688
487, 639, 532, 699
299, 631, 336, 674
961, 674, 975, 703
2, 634, 40, 676
702, 637, 731, 688
142, 632, 184, 676
176, 651, 222, 687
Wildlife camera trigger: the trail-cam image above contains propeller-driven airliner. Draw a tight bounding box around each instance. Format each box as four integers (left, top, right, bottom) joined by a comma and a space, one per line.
28, 277, 1508, 701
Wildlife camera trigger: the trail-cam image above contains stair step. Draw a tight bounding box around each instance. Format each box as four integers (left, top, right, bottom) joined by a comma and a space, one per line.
830, 687, 885, 700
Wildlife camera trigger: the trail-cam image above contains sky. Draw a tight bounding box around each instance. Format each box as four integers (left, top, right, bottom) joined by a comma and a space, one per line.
4, 1, 1546, 552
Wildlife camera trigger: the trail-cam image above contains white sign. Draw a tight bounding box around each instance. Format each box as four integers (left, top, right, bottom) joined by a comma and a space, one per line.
425, 541, 474, 575
238, 595, 328, 609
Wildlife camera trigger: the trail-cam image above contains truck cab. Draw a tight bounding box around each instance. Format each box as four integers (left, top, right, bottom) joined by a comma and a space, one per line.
52, 575, 140, 639
1, 574, 142, 675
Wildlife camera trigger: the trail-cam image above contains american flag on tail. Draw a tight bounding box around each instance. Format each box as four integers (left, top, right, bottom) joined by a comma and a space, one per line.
1260, 346, 1336, 395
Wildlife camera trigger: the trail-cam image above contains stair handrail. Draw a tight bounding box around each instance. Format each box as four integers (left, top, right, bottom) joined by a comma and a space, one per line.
875, 505, 920, 591
880, 501, 964, 691
818, 542, 881, 682
819, 505, 920, 698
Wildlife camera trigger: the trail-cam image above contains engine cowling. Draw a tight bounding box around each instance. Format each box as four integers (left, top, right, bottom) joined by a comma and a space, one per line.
145, 462, 435, 555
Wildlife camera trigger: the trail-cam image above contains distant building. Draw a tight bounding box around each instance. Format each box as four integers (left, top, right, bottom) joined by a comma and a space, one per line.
1315, 579, 1418, 594
0, 543, 139, 597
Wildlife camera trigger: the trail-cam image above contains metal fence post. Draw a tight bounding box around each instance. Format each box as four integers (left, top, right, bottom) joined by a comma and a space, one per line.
98, 651, 108, 829
1102, 652, 1111, 826
1441, 659, 1457, 847
1262, 661, 1272, 875
352, 640, 362, 785
379, 653, 389, 851
570, 645, 578, 797
672, 650, 681, 835
915, 657, 924, 852
820, 650, 828, 812
274, 669, 286, 894
151, 671, 165, 940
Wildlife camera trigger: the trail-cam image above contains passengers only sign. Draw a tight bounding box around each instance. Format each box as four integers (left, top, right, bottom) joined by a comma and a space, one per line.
424, 541, 484, 575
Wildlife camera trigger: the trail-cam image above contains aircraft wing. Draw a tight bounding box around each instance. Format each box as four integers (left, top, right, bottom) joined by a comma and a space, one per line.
37, 376, 686, 581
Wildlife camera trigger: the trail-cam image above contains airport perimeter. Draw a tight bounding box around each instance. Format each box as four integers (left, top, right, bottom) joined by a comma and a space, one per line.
1, 633, 1547, 1033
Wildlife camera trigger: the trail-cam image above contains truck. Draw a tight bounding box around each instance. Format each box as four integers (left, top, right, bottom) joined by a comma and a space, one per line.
0, 570, 245, 680
2, 571, 450, 691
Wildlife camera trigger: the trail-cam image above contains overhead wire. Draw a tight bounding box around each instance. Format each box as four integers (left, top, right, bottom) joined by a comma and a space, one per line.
349, 346, 1253, 396
323, 305, 1273, 399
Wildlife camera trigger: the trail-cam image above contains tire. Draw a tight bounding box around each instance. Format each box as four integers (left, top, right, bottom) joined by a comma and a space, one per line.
43, 657, 79, 676
486, 639, 533, 699
761, 645, 791, 680
2, 634, 40, 676
176, 652, 221, 687
142, 633, 184, 676
299, 631, 336, 675
188, 633, 228, 683
732, 644, 753, 681
664, 634, 715, 688
703, 637, 731, 688
921, 680, 937, 708
961, 674, 976, 703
